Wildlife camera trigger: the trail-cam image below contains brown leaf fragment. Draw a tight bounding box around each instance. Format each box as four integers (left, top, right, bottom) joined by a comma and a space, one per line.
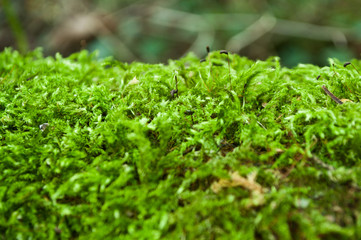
128, 77, 139, 85
211, 171, 265, 208
275, 148, 284, 153
211, 172, 262, 195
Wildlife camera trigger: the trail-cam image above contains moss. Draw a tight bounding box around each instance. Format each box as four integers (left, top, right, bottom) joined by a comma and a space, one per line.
1, 48, 361, 239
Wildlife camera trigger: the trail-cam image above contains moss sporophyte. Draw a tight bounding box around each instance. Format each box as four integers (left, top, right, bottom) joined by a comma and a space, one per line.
1, 48, 361, 239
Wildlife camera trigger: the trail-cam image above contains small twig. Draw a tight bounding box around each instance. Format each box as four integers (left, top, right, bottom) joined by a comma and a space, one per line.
310, 155, 334, 171
322, 85, 343, 104
257, 121, 267, 130
276, 113, 284, 121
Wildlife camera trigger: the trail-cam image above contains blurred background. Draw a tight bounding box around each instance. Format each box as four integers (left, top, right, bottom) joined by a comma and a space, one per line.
1, 0, 361, 66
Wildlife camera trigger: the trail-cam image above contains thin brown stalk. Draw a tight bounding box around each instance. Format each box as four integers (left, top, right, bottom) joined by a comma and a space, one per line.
220, 50, 232, 90
321, 85, 343, 104
344, 62, 361, 75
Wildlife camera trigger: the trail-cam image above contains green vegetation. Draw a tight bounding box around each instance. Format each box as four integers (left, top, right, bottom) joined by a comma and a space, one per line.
1, 48, 361, 239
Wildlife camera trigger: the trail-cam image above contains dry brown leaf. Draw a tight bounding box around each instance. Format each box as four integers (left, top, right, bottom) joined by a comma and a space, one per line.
211, 171, 265, 208
275, 148, 284, 153
211, 172, 263, 194
128, 77, 140, 85
340, 99, 353, 103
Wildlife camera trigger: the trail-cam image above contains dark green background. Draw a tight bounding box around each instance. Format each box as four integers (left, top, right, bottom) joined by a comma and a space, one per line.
1, 0, 361, 66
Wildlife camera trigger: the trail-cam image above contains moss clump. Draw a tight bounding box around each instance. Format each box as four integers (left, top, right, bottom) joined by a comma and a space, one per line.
1, 48, 361, 239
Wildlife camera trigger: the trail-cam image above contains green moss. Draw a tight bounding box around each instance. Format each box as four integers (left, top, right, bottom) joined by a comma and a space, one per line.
1, 48, 361, 239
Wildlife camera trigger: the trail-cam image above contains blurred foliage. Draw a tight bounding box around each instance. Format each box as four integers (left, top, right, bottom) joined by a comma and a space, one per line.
1, 0, 28, 53
1, 0, 361, 66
